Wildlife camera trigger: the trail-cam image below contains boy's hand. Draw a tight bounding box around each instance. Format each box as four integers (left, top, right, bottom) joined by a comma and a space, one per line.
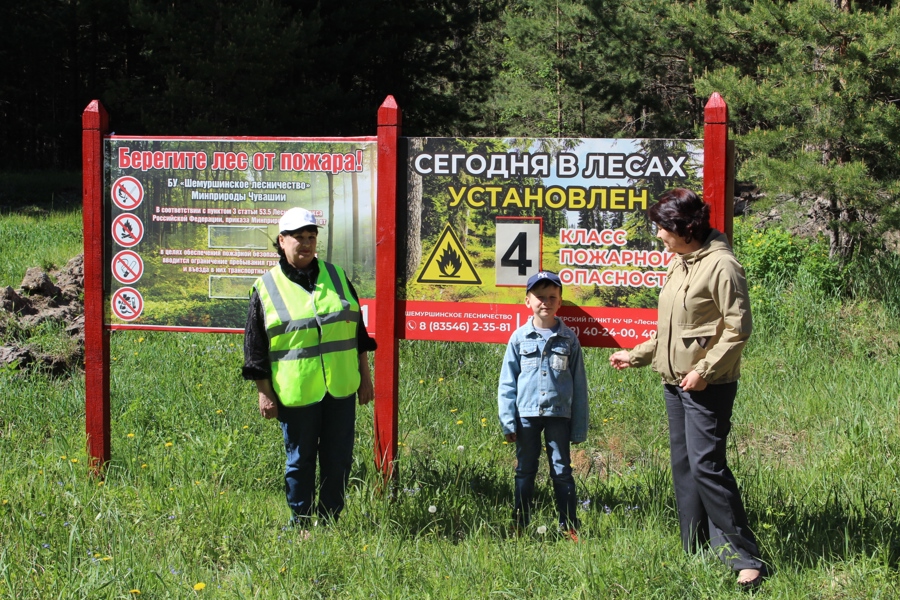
504, 433, 516, 443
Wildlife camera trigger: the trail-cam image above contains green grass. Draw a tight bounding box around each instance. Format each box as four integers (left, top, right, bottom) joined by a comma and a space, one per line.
0, 211, 83, 288
2, 205, 900, 598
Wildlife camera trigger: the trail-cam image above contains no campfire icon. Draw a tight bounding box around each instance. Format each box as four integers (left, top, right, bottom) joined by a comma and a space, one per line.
111, 214, 144, 248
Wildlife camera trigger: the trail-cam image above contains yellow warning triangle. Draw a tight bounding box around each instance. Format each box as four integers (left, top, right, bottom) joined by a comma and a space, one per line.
416, 224, 482, 285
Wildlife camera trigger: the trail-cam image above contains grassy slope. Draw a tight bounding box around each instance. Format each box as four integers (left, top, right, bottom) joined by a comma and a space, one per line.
1, 202, 899, 598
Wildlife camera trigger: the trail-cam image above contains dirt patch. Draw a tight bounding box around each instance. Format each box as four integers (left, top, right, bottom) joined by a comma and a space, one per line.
0, 255, 84, 375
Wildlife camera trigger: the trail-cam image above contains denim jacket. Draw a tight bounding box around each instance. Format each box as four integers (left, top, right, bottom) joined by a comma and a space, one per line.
497, 317, 589, 443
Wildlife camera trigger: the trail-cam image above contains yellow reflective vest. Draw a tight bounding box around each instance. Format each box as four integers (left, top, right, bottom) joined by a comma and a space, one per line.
253, 260, 360, 406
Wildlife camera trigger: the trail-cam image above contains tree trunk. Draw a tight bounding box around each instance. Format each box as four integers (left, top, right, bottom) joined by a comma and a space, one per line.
326, 172, 335, 262
351, 169, 359, 281
406, 138, 424, 281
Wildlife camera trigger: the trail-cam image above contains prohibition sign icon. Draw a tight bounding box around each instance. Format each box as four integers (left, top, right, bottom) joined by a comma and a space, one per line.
110, 287, 144, 322
112, 213, 144, 248
111, 176, 144, 210
111, 250, 144, 285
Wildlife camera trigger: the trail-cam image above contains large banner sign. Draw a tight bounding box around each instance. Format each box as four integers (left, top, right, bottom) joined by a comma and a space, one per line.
401, 137, 703, 348
103, 137, 377, 331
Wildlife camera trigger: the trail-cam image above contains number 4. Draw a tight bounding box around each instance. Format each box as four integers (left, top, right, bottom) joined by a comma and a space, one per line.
500, 232, 532, 276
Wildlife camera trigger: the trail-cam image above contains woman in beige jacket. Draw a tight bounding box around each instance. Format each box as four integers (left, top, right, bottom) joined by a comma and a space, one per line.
610, 188, 765, 589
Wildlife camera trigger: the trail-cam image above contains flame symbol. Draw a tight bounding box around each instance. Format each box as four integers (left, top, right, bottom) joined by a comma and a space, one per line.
121, 219, 135, 239
437, 244, 462, 277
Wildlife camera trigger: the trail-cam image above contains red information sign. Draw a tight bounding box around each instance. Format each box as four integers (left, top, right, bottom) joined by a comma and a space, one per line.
401, 300, 657, 347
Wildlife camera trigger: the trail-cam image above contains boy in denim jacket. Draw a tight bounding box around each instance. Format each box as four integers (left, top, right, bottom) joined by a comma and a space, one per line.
498, 271, 588, 538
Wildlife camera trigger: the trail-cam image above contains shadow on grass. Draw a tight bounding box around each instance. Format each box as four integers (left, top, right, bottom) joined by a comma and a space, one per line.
352, 450, 679, 543
747, 485, 900, 570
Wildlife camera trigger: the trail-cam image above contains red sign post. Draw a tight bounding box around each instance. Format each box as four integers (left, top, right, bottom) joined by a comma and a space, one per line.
82, 100, 111, 471
374, 96, 401, 480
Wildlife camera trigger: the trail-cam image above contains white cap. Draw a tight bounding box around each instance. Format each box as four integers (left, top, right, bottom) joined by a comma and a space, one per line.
278, 207, 321, 233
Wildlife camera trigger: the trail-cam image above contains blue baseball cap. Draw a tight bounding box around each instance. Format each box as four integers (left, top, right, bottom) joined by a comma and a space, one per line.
526, 271, 562, 293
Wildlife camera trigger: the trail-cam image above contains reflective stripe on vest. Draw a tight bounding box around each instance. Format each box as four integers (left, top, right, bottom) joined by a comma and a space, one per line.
253, 260, 360, 406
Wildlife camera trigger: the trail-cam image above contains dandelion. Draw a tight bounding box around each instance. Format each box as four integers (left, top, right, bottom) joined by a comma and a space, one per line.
1, 500, 7, 505
428, 505, 437, 514
502, 441, 509, 445
60, 455, 67, 460
279, 566, 287, 574
216, 409, 223, 414
363, 544, 369, 552
450, 408, 458, 413
438, 377, 444, 382
133, 351, 138, 356
141, 464, 148, 469
130, 590, 141, 595
419, 379, 424, 384
456, 420, 463, 425
456, 445, 465, 452
536, 526, 548, 535
165, 442, 173, 448
197, 383, 202, 388
193, 582, 206, 591
101, 556, 112, 562
242, 425, 249, 429
71, 458, 78, 463
138, 337, 144, 343
97, 481, 105, 487
127, 433, 135, 438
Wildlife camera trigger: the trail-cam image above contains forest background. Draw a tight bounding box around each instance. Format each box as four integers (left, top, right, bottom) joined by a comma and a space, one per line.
4, 0, 900, 265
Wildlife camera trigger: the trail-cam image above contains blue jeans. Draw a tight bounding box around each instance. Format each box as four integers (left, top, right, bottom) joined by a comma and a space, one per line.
514, 416, 579, 529
278, 393, 356, 523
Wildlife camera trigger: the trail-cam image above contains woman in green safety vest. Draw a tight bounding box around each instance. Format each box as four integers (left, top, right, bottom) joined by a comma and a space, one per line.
242, 207, 376, 531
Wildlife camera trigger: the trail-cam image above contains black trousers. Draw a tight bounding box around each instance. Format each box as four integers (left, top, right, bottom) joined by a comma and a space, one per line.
664, 382, 764, 571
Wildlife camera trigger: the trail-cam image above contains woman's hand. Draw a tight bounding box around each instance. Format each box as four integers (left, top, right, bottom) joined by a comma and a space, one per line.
357, 352, 375, 405
255, 379, 279, 419
680, 370, 708, 391
609, 350, 632, 370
